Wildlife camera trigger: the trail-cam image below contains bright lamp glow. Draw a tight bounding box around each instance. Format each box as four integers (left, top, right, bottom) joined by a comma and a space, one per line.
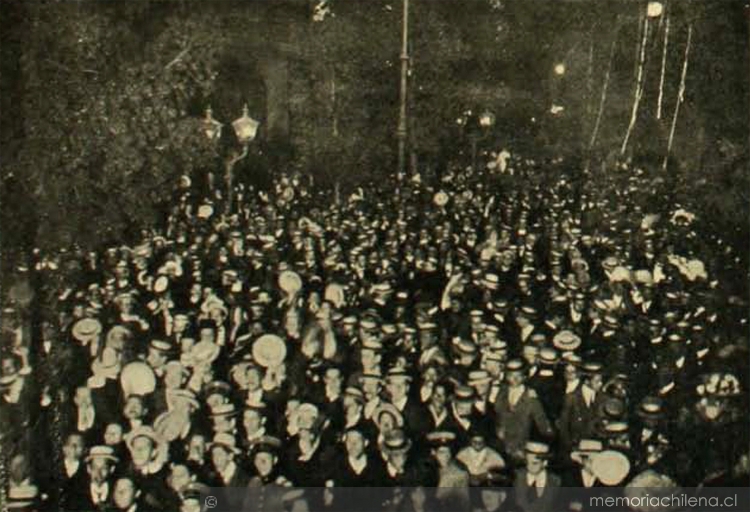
232, 104, 260, 145
647, 1, 663, 17
554, 63, 566, 76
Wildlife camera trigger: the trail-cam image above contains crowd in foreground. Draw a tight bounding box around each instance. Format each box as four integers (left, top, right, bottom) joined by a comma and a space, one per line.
1, 148, 749, 512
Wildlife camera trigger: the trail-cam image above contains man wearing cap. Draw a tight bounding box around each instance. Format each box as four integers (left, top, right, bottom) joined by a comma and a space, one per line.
563, 439, 604, 488
494, 360, 553, 464
427, 431, 471, 511
208, 432, 250, 487
385, 368, 430, 438
632, 396, 672, 474
513, 442, 560, 512
559, 362, 606, 453
329, 427, 387, 487
79, 446, 118, 511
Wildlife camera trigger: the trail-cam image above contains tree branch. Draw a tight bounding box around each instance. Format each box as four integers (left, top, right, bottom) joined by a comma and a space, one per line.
165, 46, 191, 70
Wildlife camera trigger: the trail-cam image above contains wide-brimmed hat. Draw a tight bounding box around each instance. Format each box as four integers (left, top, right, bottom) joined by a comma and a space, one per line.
120, 361, 156, 397
72, 318, 102, 344
209, 432, 241, 454
592, 450, 631, 486
382, 428, 411, 452
91, 347, 121, 380
637, 396, 664, 420
553, 330, 581, 352
571, 439, 603, 464
524, 441, 551, 458
85, 445, 119, 463
373, 403, 404, 430
252, 334, 287, 368
278, 270, 303, 294
125, 426, 167, 455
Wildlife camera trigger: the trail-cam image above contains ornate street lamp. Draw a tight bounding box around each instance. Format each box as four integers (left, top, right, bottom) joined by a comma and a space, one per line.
203, 104, 260, 215
460, 109, 496, 171
203, 107, 223, 142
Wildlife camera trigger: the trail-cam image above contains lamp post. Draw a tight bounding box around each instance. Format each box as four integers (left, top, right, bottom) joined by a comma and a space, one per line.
458, 109, 496, 171
396, 0, 410, 181
203, 104, 260, 215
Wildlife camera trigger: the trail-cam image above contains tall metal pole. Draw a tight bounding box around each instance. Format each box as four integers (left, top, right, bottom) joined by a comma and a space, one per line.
396, 0, 410, 181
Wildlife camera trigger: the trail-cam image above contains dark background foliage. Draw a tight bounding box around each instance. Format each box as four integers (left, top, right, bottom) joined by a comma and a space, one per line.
1, 0, 747, 264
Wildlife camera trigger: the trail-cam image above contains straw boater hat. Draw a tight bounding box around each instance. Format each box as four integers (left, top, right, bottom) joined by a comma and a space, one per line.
209, 432, 241, 454
125, 426, 168, 467
278, 270, 303, 294
553, 330, 581, 352
85, 445, 119, 463
637, 396, 665, 421
373, 403, 404, 430
252, 334, 287, 368
524, 441, 551, 458
119, 361, 156, 397
592, 450, 631, 486
382, 428, 411, 452
72, 318, 102, 344
571, 439, 603, 464
91, 347, 121, 381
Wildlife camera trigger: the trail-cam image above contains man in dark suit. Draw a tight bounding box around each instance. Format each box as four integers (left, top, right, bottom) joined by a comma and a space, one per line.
558, 362, 606, 454
208, 433, 251, 487
56, 433, 89, 511
513, 442, 561, 512
77, 445, 119, 512
385, 368, 430, 440
494, 360, 554, 465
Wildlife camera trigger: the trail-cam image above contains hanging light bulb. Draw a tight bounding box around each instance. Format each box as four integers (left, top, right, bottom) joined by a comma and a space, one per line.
647, 1, 664, 18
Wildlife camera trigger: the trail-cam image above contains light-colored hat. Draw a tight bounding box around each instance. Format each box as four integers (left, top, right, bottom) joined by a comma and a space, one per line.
433, 191, 449, 207
153, 410, 191, 442
85, 445, 119, 463
553, 330, 581, 351
278, 270, 302, 294
592, 450, 631, 485
252, 334, 287, 368
324, 283, 346, 309
72, 318, 102, 344
120, 361, 156, 397
91, 347, 121, 380
209, 432, 240, 454
373, 403, 404, 430
524, 441, 551, 457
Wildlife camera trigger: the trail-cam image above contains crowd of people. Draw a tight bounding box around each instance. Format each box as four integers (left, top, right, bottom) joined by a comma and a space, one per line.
1, 148, 748, 512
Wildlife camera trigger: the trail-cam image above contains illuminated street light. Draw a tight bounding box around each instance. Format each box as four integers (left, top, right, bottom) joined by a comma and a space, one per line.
647, 1, 663, 18
554, 63, 566, 76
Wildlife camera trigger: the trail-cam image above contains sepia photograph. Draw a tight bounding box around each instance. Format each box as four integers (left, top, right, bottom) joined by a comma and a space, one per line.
0, 0, 748, 511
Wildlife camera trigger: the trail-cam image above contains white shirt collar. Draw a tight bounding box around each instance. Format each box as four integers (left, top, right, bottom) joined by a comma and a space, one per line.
581, 470, 597, 487
64, 459, 80, 478
392, 396, 408, 412
527, 470, 547, 488
348, 455, 368, 475
508, 385, 525, 406
565, 379, 580, 394
581, 384, 596, 407
220, 461, 237, 484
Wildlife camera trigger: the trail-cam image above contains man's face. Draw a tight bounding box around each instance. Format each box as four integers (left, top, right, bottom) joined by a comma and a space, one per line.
362, 380, 380, 399
254, 452, 275, 477
430, 385, 447, 409
526, 454, 545, 475
189, 436, 206, 459
344, 431, 366, 459
199, 328, 216, 345
169, 465, 191, 492
506, 371, 524, 387
113, 479, 136, 510
211, 447, 231, 472
131, 437, 154, 467
360, 349, 380, 370
588, 374, 604, 392
64, 435, 84, 460
88, 458, 111, 484
243, 410, 263, 434
147, 348, 168, 368
124, 397, 145, 420
455, 399, 473, 417
74, 387, 92, 408
104, 424, 123, 445
324, 369, 342, 393
246, 367, 262, 391
386, 379, 408, 401
434, 446, 452, 468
